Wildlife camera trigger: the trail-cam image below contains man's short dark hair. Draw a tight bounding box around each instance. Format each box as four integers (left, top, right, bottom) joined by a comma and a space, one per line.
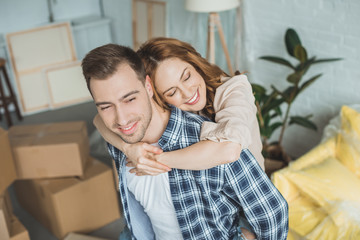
82, 44, 146, 94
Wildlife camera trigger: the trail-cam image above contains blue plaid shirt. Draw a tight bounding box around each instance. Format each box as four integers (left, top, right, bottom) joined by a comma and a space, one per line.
109, 107, 288, 240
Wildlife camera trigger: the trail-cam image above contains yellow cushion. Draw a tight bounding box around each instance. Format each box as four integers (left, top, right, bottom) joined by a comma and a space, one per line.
306, 201, 360, 240
289, 196, 326, 237
287, 157, 360, 208
336, 106, 360, 177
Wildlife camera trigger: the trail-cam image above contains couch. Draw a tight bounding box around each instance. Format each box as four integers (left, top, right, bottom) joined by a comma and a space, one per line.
272, 106, 360, 239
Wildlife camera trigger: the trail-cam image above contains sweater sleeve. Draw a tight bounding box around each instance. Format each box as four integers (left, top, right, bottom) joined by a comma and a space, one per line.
200, 75, 257, 149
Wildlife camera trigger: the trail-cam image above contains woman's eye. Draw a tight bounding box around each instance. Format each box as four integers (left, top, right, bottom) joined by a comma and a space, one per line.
184, 72, 191, 81
168, 90, 177, 97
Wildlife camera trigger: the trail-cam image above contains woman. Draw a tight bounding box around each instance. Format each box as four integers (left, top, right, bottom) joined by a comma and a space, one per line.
94, 37, 264, 175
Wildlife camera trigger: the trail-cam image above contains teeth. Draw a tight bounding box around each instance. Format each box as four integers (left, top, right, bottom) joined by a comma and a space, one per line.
188, 91, 198, 104
123, 125, 133, 130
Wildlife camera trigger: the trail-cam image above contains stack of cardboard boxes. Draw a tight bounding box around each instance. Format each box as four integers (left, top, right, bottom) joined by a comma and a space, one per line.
0, 127, 30, 239
0, 121, 121, 239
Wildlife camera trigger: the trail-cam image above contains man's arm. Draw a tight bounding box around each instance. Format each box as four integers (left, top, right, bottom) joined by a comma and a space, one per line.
223, 149, 289, 240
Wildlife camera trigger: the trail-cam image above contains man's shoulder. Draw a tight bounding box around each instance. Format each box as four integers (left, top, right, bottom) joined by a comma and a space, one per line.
168, 106, 210, 127
107, 142, 125, 160
182, 109, 210, 124
159, 107, 210, 150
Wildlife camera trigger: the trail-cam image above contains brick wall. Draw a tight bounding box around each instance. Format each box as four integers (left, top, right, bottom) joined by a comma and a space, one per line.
239, 0, 360, 157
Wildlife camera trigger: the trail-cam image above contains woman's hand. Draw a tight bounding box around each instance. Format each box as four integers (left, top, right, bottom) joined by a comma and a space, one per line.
125, 142, 171, 176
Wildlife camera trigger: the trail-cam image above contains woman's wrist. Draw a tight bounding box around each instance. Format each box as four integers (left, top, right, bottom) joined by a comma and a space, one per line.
122, 142, 132, 156
155, 151, 167, 165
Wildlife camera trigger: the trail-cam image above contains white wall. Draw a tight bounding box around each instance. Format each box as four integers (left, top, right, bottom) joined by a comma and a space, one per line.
240, 0, 360, 157
0, 0, 101, 34
102, 0, 132, 47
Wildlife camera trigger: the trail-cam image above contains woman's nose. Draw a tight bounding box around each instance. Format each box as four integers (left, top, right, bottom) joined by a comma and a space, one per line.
180, 87, 193, 99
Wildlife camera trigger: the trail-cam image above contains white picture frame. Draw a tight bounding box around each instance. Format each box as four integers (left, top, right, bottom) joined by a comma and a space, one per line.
6, 22, 77, 114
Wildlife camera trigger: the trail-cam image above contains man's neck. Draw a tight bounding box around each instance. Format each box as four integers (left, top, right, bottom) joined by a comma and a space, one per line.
142, 102, 170, 143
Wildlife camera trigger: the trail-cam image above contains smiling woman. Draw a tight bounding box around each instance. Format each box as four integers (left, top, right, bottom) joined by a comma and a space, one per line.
154, 58, 207, 112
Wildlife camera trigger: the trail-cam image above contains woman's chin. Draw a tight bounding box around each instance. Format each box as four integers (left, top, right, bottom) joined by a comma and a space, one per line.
184, 105, 203, 113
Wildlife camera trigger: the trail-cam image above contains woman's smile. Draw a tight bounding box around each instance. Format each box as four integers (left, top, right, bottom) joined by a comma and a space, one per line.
185, 89, 200, 105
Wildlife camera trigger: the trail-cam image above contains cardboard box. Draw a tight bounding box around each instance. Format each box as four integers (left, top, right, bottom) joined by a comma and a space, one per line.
0, 194, 11, 240
0, 190, 13, 238
64, 232, 110, 240
0, 191, 30, 240
112, 160, 119, 192
14, 157, 121, 239
0, 128, 17, 193
9, 216, 30, 240
9, 121, 89, 179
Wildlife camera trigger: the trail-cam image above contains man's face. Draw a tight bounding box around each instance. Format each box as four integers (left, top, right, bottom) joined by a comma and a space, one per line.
90, 64, 153, 144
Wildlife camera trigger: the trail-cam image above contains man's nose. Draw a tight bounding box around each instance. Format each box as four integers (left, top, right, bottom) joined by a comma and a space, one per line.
115, 107, 129, 126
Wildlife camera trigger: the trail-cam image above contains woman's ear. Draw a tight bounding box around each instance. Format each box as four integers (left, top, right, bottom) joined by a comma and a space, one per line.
145, 75, 154, 97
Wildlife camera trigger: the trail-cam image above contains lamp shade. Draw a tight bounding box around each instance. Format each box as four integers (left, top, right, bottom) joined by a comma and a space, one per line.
185, 0, 239, 13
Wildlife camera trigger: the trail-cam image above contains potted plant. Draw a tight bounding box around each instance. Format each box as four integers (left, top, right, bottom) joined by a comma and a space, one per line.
252, 28, 342, 176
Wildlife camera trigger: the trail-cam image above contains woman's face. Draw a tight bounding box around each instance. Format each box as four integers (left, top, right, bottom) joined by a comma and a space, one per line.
154, 58, 207, 112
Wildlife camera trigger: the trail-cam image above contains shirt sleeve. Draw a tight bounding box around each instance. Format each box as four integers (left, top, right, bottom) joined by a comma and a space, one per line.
200, 75, 257, 148
223, 149, 289, 240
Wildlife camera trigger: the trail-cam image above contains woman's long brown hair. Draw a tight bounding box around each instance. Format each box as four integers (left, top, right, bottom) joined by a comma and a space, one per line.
137, 37, 229, 120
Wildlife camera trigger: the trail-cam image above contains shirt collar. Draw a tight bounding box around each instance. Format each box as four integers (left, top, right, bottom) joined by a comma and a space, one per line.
158, 106, 183, 151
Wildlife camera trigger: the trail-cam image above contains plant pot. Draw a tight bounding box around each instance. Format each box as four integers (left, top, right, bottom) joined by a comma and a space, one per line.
263, 144, 291, 178
264, 158, 286, 178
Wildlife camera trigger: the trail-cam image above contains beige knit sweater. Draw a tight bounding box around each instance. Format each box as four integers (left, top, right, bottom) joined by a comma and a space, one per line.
200, 74, 265, 170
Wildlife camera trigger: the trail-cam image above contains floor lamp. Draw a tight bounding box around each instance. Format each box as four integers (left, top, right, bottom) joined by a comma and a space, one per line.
185, 0, 239, 75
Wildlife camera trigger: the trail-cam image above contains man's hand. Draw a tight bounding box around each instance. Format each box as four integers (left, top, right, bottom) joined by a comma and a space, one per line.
125, 142, 171, 176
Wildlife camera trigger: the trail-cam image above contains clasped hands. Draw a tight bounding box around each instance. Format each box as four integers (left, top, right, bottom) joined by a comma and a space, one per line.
125, 142, 171, 176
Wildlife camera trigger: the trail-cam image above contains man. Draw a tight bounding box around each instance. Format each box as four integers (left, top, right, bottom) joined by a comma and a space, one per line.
82, 44, 288, 240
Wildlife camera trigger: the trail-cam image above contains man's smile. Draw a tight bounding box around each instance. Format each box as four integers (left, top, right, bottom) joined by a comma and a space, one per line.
118, 122, 138, 135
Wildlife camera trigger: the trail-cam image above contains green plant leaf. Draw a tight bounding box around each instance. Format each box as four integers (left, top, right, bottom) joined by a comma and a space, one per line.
262, 98, 284, 116
259, 56, 295, 69
274, 106, 282, 117
299, 74, 322, 93
289, 116, 317, 130
261, 128, 272, 139
287, 72, 303, 84
313, 58, 343, 64
270, 122, 283, 132
303, 114, 313, 119
251, 84, 266, 95
275, 86, 298, 103
285, 28, 301, 57
295, 56, 316, 73
270, 85, 282, 95
294, 45, 307, 63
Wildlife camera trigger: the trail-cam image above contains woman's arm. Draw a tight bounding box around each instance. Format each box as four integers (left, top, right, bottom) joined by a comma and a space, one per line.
132, 75, 258, 172
93, 114, 171, 175
154, 140, 241, 170
153, 75, 257, 170
200, 75, 257, 147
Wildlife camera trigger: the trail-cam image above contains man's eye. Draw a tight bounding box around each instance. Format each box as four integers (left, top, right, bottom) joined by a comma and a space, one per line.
127, 97, 136, 102
100, 106, 110, 111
